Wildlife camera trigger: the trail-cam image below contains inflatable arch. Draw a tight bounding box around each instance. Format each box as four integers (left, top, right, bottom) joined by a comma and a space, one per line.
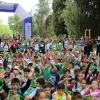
0, 2, 32, 37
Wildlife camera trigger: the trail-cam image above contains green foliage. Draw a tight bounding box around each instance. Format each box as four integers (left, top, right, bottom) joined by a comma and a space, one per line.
44, 14, 56, 37
52, 0, 100, 38
0, 20, 12, 35
52, 0, 67, 36
34, 0, 51, 37
29, 12, 38, 35
62, 0, 81, 38
74, 0, 100, 37
8, 14, 22, 34
32, 16, 38, 34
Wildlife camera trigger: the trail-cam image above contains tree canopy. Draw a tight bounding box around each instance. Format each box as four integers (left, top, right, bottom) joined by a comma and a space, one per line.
52, 0, 68, 36
52, 0, 100, 38
0, 20, 12, 35
34, 0, 51, 37
62, 1, 81, 38
8, 14, 22, 34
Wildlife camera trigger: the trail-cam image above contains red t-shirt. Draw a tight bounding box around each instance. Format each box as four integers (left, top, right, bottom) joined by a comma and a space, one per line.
11, 42, 17, 49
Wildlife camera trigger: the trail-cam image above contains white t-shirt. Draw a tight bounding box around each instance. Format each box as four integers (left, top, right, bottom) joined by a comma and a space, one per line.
64, 40, 68, 48
30, 42, 33, 47
0, 42, 4, 48
34, 44, 39, 51
22, 43, 25, 46
0, 42, 4, 51
40, 44, 44, 47
3, 43, 9, 51
46, 43, 50, 50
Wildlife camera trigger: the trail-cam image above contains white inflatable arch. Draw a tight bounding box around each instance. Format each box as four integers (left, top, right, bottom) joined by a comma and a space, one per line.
0, 2, 32, 37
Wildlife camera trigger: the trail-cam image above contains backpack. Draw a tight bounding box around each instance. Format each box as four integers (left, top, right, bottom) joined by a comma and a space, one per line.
49, 94, 53, 100
18, 88, 22, 96
47, 76, 55, 87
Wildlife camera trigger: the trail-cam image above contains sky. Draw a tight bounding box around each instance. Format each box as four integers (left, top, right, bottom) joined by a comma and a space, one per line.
0, 0, 39, 24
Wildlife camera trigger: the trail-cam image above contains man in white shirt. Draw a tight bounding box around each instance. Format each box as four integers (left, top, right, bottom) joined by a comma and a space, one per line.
34, 41, 39, 52
64, 37, 69, 49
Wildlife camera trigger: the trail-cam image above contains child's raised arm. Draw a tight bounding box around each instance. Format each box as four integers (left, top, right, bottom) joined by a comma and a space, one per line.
20, 78, 31, 94
20, 68, 33, 94
89, 90, 100, 97
84, 29, 88, 39
0, 70, 10, 94
89, 29, 91, 39
20, 70, 24, 82
67, 80, 76, 90
81, 88, 90, 96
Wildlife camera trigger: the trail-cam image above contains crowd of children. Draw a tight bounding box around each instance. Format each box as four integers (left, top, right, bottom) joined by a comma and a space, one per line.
0, 33, 100, 100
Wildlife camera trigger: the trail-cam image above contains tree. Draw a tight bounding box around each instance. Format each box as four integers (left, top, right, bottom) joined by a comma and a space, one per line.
44, 14, 56, 37
61, 0, 100, 38
52, 0, 67, 36
0, 20, 12, 35
29, 11, 38, 35
74, 0, 100, 37
32, 16, 38, 35
8, 14, 22, 34
62, 0, 81, 38
35, 0, 51, 37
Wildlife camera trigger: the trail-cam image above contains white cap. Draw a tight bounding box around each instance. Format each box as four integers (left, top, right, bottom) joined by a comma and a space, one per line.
13, 66, 20, 70
0, 60, 3, 65
27, 61, 32, 64
7, 65, 12, 71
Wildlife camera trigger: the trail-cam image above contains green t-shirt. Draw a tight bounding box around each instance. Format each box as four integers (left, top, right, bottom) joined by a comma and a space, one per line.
31, 73, 41, 88
53, 44, 57, 50
0, 36, 2, 39
60, 63, 68, 74
43, 68, 51, 80
4, 52, 11, 59
58, 42, 63, 50
24, 40, 28, 45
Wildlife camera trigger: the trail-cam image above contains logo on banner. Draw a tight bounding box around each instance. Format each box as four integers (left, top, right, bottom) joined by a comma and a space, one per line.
25, 23, 31, 37
0, 4, 14, 10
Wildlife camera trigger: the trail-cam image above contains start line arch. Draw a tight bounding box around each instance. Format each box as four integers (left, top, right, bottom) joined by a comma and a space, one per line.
0, 2, 32, 37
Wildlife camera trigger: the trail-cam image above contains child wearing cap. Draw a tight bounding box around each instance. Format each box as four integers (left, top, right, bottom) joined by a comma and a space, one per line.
0, 60, 3, 68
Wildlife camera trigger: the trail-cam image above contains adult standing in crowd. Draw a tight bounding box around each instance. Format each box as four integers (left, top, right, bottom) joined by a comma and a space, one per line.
96, 36, 100, 57
84, 29, 91, 56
